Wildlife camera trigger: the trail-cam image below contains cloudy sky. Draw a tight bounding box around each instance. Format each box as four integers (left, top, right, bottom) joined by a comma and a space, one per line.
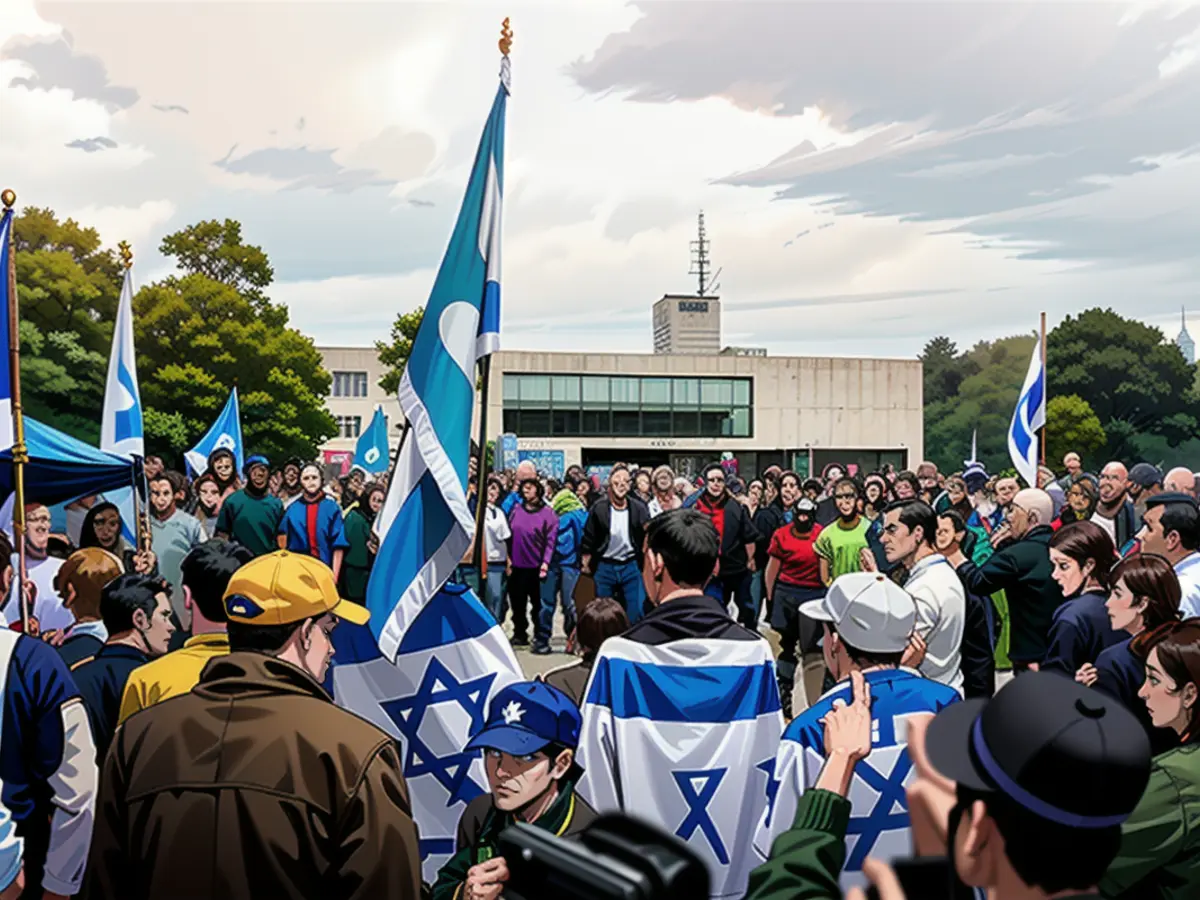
4, 0, 1199, 359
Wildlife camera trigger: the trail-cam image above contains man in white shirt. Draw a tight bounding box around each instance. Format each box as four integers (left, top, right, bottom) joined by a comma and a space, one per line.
877, 498, 965, 694
4, 503, 70, 633
1137, 493, 1200, 618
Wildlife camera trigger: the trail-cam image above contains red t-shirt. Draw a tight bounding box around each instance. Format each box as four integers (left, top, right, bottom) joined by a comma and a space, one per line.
768, 523, 823, 588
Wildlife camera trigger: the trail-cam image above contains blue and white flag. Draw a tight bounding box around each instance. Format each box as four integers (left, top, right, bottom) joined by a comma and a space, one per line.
0, 209, 15, 451
185, 388, 243, 477
330, 58, 515, 884
578, 634, 785, 900
754, 669, 960, 891
370, 62, 507, 647
100, 266, 144, 458
329, 583, 521, 881
1007, 336, 1046, 488
353, 405, 389, 474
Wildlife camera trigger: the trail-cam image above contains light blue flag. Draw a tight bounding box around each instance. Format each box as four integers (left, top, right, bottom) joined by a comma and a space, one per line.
1007, 337, 1046, 487
353, 405, 389, 474
184, 388, 244, 477
0, 208, 15, 451
329, 57, 517, 883
100, 266, 144, 458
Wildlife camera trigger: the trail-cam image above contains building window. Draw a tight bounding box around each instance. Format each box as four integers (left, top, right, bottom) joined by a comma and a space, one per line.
335, 416, 362, 438
332, 371, 369, 398
502, 374, 753, 439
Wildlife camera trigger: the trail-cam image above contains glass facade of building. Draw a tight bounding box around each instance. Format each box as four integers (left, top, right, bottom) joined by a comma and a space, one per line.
502, 373, 753, 438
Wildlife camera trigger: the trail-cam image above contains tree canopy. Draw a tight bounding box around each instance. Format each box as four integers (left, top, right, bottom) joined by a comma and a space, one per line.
376, 306, 425, 395
14, 209, 336, 464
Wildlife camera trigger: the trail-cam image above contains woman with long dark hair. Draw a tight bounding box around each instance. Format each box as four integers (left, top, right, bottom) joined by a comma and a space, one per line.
202, 448, 240, 513
80, 502, 157, 575
340, 483, 386, 603
1100, 620, 1200, 898
191, 474, 221, 535
1077, 553, 1181, 753
1042, 521, 1123, 675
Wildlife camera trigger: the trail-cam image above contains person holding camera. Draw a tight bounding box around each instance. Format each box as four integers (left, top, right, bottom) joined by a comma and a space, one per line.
431, 681, 597, 900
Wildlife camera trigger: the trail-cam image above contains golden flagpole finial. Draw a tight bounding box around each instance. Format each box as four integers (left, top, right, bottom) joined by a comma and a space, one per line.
118, 240, 133, 269
499, 17, 513, 57
0, 190, 14, 210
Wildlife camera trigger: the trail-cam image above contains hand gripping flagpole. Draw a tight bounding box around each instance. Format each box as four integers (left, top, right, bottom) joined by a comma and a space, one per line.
3, 189, 30, 633
471, 17, 512, 585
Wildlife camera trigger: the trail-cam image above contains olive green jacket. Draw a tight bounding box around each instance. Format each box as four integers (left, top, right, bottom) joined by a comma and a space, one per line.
1101, 741, 1200, 900
742, 789, 850, 900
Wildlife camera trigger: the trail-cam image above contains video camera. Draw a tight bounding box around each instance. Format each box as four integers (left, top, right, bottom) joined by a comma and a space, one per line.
497, 812, 709, 900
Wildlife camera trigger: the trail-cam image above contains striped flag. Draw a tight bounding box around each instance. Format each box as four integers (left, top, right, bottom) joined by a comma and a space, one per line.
1007, 338, 1046, 487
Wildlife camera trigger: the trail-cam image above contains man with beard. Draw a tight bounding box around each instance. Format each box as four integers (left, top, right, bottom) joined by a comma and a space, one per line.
916, 461, 941, 504
694, 463, 760, 629
430, 682, 597, 900
814, 478, 870, 586
1093, 461, 1137, 552
147, 472, 208, 641
765, 497, 826, 716
215, 455, 285, 558
1127, 463, 1164, 521
278, 458, 304, 507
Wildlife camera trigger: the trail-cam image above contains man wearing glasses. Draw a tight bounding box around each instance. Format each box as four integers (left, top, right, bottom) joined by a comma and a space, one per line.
694, 463, 760, 629
814, 479, 870, 587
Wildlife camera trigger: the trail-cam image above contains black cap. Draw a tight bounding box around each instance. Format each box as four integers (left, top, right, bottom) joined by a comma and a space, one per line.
1145, 491, 1199, 511
1129, 463, 1164, 489
927, 672, 1151, 828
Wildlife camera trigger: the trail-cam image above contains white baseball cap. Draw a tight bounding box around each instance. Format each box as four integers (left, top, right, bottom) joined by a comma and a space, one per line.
799, 572, 916, 654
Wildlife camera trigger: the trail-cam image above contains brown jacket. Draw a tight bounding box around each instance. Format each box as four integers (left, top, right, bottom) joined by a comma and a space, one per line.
83, 652, 423, 900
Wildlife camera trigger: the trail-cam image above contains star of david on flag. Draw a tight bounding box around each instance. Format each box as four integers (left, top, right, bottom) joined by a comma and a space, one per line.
328, 583, 521, 881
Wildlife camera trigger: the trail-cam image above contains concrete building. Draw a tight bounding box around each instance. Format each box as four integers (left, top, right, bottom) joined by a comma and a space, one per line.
316, 346, 403, 468
1177, 307, 1195, 365
484, 350, 923, 480
652, 294, 722, 354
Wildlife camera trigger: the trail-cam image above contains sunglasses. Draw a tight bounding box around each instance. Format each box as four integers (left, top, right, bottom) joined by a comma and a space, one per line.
834, 492, 858, 500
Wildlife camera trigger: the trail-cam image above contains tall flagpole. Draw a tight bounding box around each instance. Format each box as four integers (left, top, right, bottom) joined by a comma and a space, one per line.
1039, 311, 1047, 468
471, 17, 512, 586
3, 189, 30, 633
119, 240, 151, 553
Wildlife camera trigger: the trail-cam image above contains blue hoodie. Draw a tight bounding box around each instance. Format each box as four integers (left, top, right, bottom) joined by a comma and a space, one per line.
550, 490, 587, 567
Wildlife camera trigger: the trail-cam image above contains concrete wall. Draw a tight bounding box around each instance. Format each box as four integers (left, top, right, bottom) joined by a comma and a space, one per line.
317, 347, 404, 454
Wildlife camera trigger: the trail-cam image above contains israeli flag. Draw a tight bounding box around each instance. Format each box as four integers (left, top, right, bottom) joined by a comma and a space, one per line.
577, 636, 785, 900
185, 388, 243, 477
369, 62, 506, 640
330, 59, 515, 883
329, 584, 521, 881
1007, 337, 1046, 488
100, 266, 144, 458
0, 209, 15, 451
353, 405, 389, 474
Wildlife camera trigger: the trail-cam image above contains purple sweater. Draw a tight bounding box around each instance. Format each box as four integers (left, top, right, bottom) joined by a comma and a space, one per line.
508, 503, 559, 569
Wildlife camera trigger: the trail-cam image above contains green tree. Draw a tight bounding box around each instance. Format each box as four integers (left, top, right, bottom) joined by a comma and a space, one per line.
376, 306, 425, 395
920, 336, 979, 406
1044, 394, 1106, 469
1047, 308, 1199, 459
136, 222, 336, 462
18, 321, 107, 442
924, 335, 1037, 475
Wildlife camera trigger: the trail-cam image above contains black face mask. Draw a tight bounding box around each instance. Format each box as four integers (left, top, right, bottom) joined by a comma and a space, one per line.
794, 514, 814, 533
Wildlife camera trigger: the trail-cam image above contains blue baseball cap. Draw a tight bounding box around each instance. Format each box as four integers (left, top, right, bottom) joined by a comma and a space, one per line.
465, 681, 582, 756
244, 454, 270, 475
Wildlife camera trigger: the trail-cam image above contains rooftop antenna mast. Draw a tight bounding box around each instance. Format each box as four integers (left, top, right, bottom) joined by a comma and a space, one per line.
690, 210, 721, 297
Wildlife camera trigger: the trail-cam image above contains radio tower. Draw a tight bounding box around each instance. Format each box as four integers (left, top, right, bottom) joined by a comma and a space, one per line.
690, 211, 712, 297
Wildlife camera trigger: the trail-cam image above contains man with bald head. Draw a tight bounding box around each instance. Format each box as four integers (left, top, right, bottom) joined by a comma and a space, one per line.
948, 488, 1060, 673
1092, 461, 1137, 553
501, 460, 539, 516
1165, 466, 1197, 500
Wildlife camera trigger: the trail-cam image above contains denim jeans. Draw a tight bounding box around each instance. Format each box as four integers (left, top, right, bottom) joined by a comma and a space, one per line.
454, 565, 506, 624
705, 570, 756, 630
594, 559, 646, 624
538, 563, 579, 649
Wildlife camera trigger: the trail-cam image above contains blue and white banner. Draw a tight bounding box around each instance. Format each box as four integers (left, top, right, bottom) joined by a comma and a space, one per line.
1007, 337, 1046, 488
330, 57, 513, 885
577, 636, 785, 900
0, 209, 15, 452
353, 405, 389, 474
185, 388, 243, 478
100, 266, 144, 459
329, 583, 521, 881
370, 63, 507, 655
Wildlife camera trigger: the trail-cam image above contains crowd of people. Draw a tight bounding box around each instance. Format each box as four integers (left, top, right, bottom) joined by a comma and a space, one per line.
0, 443, 1195, 899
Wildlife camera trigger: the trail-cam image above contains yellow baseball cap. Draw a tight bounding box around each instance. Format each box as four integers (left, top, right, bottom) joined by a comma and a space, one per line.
223, 551, 371, 627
